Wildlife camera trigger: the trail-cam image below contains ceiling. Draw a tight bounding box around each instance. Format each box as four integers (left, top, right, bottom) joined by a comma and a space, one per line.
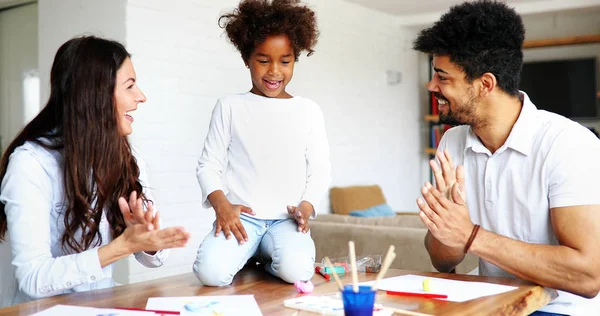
343, 0, 600, 26
0, 0, 34, 11
344, 0, 542, 16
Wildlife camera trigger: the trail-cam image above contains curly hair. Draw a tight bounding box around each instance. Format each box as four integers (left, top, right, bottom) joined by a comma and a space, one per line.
219, 0, 319, 61
413, 0, 525, 96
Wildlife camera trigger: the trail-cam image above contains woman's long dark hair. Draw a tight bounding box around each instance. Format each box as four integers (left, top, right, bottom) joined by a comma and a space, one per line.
0, 36, 146, 252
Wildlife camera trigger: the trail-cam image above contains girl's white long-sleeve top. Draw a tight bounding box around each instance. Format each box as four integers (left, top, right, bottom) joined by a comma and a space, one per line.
0, 140, 167, 307
197, 92, 331, 219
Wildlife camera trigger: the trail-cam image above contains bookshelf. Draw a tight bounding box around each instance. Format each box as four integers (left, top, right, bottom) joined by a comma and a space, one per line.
522, 34, 600, 49
424, 115, 439, 122
425, 55, 438, 156
424, 114, 438, 154
423, 33, 600, 156
424, 147, 438, 155
424, 113, 451, 155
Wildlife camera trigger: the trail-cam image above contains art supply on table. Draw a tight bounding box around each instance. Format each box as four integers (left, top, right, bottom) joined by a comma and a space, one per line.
284, 294, 394, 316
325, 256, 345, 291
146, 295, 261, 316
316, 266, 331, 281
371, 245, 396, 291
349, 241, 359, 293
31, 305, 155, 315
324, 265, 346, 275
342, 285, 377, 316
294, 280, 315, 293
361, 274, 517, 302
321, 256, 380, 273
366, 263, 381, 273
116, 307, 180, 315
183, 301, 223, 313
385, 291, 448, 299
284, 295, 345, 315
336, 262, 349, 271
422, 278, 432, 292
343, 241, 379, 315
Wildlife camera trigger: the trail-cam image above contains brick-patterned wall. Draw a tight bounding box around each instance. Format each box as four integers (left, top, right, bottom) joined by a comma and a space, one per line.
40, 0, 426, 284
119, 0, 424, 284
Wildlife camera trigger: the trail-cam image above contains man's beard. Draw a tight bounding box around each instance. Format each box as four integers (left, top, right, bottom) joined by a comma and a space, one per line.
439, 109, 465, 126
434, 91, 477, 126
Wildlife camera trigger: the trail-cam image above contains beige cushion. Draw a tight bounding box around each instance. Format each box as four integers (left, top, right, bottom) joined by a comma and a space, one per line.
330, 185, 386, 215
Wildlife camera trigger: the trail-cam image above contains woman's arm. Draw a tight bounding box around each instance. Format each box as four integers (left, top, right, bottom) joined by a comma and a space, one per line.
2, 149, 190, 299
1, 150, 107, 298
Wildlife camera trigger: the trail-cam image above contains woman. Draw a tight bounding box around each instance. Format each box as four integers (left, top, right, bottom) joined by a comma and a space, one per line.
0, 36, 190, 307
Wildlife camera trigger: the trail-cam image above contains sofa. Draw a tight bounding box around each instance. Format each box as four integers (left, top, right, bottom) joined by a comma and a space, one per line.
310, 185, 478, 274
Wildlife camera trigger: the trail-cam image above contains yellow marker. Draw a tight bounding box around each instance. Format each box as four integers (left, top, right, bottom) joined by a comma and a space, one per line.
422, 278, 433, 292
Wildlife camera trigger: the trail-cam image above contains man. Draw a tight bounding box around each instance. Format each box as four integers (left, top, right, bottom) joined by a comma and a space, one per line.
413, 1, 600, 315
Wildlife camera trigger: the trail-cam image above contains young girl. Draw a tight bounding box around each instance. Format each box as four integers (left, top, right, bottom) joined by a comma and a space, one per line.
0, 36, 191, 307
193, 0, 330, 286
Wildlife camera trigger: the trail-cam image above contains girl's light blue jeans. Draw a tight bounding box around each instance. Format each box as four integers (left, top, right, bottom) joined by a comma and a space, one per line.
192, 214, 315, 286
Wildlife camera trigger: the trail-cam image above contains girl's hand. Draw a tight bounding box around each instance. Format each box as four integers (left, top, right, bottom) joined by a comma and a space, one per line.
214, 201, 255, 245
118, 191, 157, 228
287, 201, 313, 233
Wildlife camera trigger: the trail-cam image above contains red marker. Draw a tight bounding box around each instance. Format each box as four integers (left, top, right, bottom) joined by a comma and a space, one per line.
114, 307, 180, 315
315, 266, 331, 281
385, 291, 448, 299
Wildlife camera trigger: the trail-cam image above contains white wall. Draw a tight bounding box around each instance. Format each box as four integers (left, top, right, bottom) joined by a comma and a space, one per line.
297, 1, 423, 211
0, 3, 37, 154
521, 8, 600, 130
37, 0, 126, 105
121, 0, 423, 283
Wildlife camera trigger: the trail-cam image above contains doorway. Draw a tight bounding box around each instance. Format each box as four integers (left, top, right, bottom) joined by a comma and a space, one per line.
0, 2, 38, 155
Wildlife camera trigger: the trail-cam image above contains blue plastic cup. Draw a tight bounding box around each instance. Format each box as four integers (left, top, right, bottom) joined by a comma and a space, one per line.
341, 285, 376, 316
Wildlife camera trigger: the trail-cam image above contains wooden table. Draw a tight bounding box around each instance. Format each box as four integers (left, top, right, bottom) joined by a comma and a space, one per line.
0, 265, 557, 316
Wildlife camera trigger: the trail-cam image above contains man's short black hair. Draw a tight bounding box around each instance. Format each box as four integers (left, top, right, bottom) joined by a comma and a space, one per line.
413, 0, 525, 96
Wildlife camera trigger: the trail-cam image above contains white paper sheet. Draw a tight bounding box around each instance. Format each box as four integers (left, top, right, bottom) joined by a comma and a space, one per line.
361, 274, 517, 302
146, 295, 262, 316
32, 304, 154, 316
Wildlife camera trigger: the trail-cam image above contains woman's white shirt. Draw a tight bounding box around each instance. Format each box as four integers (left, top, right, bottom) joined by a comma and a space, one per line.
0, 140, 166, 307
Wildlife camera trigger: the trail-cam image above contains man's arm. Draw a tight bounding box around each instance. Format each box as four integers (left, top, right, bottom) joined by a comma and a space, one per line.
469, 204, 600, 298
420, 176, 600, 298
424, 230, 465, 273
